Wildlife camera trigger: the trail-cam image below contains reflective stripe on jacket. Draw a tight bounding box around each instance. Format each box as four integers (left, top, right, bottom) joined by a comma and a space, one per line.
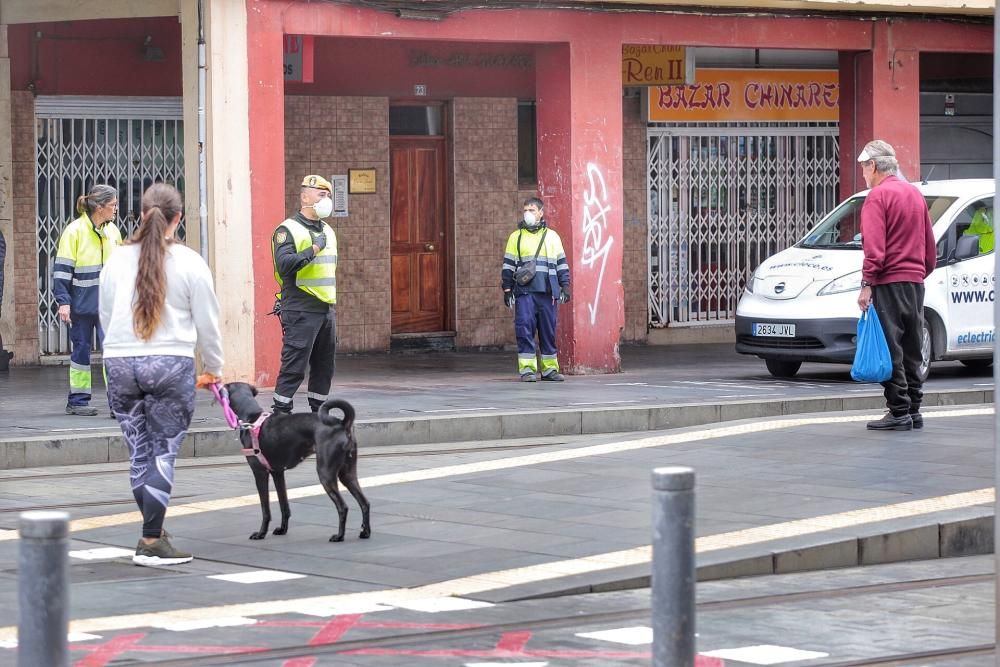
501, 225, 570, 295
272, 218, 337, 304
53, 214, 122, 315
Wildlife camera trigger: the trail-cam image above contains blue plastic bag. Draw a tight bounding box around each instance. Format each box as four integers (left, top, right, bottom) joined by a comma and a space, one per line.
851, 305, 893, 382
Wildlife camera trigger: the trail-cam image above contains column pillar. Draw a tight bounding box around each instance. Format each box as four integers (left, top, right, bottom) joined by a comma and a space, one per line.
202, 0, 256, 381
179, 0, 201, 257
535, 39, 624, 374
245, 0, 285, 385
839, 20, 921, 199
0, 25, 13, 353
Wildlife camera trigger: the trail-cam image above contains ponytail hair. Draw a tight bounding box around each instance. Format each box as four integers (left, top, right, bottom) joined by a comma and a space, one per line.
76, 184, 118, 218
131, 183, 182, 341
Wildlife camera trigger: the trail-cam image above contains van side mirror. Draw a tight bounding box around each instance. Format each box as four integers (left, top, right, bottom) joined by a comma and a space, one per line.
955, 234, 980, 261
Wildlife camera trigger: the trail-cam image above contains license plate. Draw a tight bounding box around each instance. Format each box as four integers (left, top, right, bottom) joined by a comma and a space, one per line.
753, 323, 796, 337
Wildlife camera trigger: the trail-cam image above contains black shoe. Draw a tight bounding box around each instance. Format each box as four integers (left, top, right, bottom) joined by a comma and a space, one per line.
520, 373, 537, 382
866, 413, 912, 431
66, 405, 98, 416
271, 404, 292, 414
540, 372, 565, 382
909, 413, 923, 429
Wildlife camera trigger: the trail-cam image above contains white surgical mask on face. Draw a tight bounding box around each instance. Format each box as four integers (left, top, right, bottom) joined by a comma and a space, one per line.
312, 196, 334, 219
523, 211, 538, 227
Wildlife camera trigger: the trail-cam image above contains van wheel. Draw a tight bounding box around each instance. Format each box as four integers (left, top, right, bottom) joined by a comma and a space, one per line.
916, 322, 932, 383
960, 358, 994, 371
765, 359, 801, 378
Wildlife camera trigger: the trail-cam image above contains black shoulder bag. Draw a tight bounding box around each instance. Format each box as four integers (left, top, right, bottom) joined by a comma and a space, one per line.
513, 229, 547, 286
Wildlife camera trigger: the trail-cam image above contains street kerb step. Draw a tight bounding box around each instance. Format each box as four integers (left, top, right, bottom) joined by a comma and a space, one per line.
0, 387, 991, 470
471, 511, 995, 604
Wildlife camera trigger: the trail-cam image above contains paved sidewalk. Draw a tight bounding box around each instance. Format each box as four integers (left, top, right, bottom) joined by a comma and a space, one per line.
0, 343, 993, 468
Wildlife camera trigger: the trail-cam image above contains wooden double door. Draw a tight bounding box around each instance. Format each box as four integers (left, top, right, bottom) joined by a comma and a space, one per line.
390, 136, 449, 334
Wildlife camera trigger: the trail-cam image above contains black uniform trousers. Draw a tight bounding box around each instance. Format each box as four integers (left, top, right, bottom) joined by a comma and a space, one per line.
872, 282, 925, 417
272, 307, 336, 413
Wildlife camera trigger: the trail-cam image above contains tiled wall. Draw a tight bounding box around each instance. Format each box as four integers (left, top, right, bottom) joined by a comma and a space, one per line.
284, 95, 390, 353
11, 91, 37, 364
282, 95, 633, 353
622, 96, 648, 343
452, 98, 520, 349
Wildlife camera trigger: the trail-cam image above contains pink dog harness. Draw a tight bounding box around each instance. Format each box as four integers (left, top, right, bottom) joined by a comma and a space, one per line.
211, 383, 273, 472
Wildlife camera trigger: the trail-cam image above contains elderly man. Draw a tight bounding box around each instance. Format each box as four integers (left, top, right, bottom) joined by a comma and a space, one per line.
270, 175, 338, 413
856, 140, 937, 431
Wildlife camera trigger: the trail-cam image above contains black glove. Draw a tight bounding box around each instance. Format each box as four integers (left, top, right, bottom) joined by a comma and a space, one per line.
503, 291, 515, 308
559, 286, 571, 304
312, 232, 327, 252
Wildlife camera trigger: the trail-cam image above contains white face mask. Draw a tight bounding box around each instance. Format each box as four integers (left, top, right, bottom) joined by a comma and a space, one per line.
312, 196, 334, 219
523, 211, 539, 228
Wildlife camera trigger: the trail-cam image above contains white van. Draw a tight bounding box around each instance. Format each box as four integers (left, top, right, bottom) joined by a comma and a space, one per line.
735, 179, 995, 379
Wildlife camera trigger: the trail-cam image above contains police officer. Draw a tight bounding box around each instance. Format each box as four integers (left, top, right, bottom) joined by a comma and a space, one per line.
53, 184, 122, 415
271, 175, 338, 413
501, 197, 571, 382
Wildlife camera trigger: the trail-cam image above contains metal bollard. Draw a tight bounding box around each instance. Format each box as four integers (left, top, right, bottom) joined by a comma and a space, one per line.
651, 466, 695, 667
18, 511, 70, 667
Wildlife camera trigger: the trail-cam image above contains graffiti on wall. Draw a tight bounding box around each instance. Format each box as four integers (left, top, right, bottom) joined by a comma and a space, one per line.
582, 162, 614, 325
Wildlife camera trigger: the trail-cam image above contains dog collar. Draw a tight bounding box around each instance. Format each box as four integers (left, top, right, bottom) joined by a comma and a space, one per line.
240, 413, 272, 471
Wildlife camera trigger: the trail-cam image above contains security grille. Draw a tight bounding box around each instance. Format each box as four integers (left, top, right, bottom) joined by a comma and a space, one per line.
35, 97, 184, 355
647, 123, 839, 326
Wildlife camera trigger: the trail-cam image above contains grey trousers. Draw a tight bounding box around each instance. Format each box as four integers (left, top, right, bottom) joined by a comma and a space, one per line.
105, 356, 196, 538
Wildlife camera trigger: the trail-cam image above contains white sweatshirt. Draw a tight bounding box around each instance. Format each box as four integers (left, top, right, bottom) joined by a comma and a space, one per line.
99, 243, 224, 376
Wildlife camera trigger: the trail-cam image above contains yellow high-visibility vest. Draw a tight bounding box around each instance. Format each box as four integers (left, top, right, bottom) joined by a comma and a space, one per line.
272, 218, 337, 304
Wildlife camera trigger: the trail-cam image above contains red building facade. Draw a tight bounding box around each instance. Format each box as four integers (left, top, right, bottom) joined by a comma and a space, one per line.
1, 1, 992, 383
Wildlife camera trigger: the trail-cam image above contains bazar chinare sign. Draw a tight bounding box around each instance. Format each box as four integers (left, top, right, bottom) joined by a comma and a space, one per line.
647, 69, 839, 122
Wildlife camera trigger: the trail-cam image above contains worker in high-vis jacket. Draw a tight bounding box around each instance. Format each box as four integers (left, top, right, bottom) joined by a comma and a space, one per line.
964, 205, 994, 254
270, 174, 338, 413
501, 196, 571, 382
53, 184, 122, 415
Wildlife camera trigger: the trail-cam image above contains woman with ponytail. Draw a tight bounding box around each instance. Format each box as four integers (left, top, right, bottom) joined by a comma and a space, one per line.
99, 183, 223, 566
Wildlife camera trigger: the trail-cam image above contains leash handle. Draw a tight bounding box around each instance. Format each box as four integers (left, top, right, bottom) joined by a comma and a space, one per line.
210, 382, 240, 430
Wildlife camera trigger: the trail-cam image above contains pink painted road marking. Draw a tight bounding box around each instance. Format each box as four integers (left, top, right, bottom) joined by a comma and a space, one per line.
64, 616, 726, 665
72, 634, 267, 667
74, 634, 144, 667
281, 659, 317, 667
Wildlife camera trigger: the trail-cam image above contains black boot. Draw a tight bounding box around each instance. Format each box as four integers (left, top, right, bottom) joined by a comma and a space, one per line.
866, 412, 912, 431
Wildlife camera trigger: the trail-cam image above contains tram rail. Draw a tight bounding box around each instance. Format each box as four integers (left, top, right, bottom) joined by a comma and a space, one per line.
84, 570, 994, 666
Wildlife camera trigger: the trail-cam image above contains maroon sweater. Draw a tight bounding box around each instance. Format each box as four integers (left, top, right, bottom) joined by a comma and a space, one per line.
860, 175, 936, 285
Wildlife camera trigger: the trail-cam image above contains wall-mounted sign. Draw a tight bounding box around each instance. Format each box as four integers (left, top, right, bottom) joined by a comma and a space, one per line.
622, 45, 693, 86
283, 35, 314, 83
408, 50, 533, 69
349, 168, 377, 194
330, 175, 348, 217
647, 69, 839, 122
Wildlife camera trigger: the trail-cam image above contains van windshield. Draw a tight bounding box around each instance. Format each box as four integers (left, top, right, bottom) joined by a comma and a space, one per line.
797, 195, 957, 249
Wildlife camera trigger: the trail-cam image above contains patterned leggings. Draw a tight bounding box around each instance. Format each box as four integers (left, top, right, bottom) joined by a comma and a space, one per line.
105, 356, 195, 538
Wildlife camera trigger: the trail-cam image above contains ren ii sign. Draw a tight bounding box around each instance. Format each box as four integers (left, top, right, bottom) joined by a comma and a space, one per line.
622, 45, 694, 86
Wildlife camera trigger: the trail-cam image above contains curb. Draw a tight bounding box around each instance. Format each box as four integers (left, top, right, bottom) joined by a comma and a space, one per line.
0, 387, 992, 470
472, 508, 995, 604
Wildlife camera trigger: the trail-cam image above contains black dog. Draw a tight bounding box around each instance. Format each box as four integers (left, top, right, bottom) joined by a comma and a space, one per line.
223, 382, 371, 542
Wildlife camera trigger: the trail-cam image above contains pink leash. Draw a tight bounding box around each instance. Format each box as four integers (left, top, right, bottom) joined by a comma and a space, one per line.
210, 383, 240, 429
210, 383, 273, 471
